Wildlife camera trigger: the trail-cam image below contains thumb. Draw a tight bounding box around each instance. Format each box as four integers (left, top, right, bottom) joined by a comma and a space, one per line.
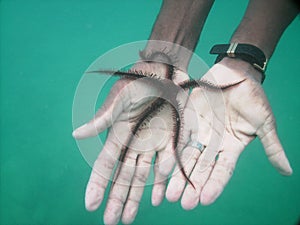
72, 87, 125, 139
257, 119, 293, 176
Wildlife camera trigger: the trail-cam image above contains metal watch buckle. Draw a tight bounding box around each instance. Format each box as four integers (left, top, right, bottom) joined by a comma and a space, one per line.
253, 59, 268, 73
227, 42, 268, 73
226, 43, 238, 57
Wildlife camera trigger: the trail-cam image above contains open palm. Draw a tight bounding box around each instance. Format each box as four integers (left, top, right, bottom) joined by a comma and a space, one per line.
165, 62, 292, 209
73, 61, 188, 224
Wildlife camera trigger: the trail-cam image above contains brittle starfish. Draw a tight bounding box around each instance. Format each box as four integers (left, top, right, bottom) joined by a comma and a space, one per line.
89, 61, 242, 188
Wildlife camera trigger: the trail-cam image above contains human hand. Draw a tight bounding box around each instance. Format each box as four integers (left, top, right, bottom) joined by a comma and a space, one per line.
164, 58, 293, 209
72, 61, 188, 224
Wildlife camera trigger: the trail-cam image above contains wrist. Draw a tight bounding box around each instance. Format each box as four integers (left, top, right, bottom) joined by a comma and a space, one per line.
218, 57, 264, 84
210, 43, 267, 83
141, 40, 193, 72
132, 58, 175, 80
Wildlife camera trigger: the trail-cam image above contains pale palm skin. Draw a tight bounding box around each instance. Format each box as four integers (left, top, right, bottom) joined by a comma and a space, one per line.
73, 62, 189, 224
165, 59, 292, 209
73, 0, 298, 222
73, 59, 292, 224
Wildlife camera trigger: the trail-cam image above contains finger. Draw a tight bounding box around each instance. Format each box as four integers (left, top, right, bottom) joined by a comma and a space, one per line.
166, 146, 201, 202
200, 134, 243, 206
122, 152, 154, 224
158, 144, 175, 177
152, 153, 168, 207
158, 89, 191, 177
185, 89, 214, 146
103, 150, 138, 225
165, 94, 209, 202
85, 133, 122, 211
258, 125, 292, 176
73, 85, 125, 139
181, 155, 213, 210
181, 98, 227, 209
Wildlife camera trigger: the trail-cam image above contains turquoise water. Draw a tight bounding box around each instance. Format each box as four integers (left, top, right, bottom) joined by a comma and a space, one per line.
1, 1, 299, 224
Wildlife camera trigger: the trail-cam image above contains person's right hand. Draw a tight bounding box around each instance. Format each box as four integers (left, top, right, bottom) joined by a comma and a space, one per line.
73, 61, 188, 225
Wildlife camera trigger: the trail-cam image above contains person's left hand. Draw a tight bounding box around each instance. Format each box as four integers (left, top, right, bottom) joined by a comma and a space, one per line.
163, 59, 293, 209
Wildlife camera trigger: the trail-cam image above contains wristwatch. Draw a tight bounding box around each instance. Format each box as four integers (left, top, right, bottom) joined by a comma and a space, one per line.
210, 43, 268, 83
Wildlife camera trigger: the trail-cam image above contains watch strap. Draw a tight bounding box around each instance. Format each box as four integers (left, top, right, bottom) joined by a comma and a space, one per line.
210, 43, 267, 83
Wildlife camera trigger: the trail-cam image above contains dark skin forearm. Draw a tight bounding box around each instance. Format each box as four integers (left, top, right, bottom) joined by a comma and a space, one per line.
231, 0, 298, 59
219, 0, 298, 83
149, 0, 214, 51
143, 0, 214, 71
143, 0, 298, 74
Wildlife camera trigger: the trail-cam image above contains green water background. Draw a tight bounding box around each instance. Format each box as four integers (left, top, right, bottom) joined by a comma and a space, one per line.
1, 0, 299, 224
